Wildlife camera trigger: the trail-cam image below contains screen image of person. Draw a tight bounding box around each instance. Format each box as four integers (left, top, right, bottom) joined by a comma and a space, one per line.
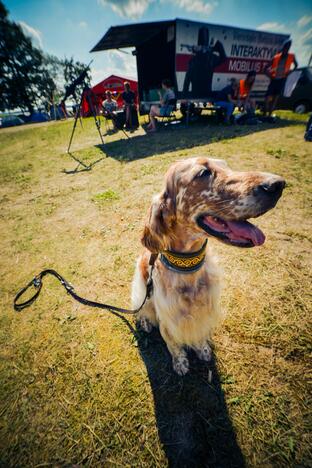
183, 26, 227, 98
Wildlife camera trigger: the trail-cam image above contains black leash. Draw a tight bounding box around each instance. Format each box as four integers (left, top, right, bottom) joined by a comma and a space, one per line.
13, 254, 157, 314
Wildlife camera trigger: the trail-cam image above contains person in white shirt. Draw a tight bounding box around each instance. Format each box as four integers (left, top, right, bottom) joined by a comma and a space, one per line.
102, 91, 118, 130
147, 79, 176, 132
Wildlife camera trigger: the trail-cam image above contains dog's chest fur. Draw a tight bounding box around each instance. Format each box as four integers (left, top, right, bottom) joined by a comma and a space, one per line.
152, 254, 222, 346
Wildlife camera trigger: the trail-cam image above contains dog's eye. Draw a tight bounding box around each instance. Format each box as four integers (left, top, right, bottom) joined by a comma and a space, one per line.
196, 168, 211, 179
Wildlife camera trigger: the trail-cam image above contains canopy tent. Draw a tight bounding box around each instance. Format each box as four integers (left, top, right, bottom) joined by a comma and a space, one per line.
90, 20, 174, 52
81, 74, 138, 116
91, 21, 175, 105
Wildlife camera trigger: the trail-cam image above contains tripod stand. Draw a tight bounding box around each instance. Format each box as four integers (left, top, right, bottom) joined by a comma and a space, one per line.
64, 87, 106, 173
67, 86, 104, 154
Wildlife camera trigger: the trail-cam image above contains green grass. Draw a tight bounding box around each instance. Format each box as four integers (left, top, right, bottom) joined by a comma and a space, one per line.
0, 112, 311, 467
92, 189, 120, 202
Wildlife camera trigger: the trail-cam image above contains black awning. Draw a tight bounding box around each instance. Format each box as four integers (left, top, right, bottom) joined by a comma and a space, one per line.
90, 20, 175, 52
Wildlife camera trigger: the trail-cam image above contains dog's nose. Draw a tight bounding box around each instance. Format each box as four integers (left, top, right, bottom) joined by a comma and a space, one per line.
254, 178, 286, 198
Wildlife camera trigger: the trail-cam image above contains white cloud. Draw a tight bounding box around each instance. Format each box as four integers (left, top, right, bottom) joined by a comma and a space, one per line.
98, 0, 216, 18
297, 15, 312, 28
293, 29, 312, 65
172, 0, 216, 15
91, 49, 137, 86
98, 0, 150, 19
19, 21, 43, 48
256, 22, 286, 32
301, 27, 312, 46
78, 21, 88, 28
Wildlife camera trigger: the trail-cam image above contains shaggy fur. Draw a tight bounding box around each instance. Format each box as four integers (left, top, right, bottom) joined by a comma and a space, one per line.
132, 157, 285, 375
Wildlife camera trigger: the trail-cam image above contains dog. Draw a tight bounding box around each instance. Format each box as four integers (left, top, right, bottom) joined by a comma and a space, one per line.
132, 157, 285, 375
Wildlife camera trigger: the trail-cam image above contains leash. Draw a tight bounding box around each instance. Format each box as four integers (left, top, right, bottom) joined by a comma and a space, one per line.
13, 254, 157, 314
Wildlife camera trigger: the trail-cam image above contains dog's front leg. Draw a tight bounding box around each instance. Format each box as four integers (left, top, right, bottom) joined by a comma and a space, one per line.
192, 342, 212, 362
132, 257, 158, 333
159, 323, 189, 375
137, 301, 157, 333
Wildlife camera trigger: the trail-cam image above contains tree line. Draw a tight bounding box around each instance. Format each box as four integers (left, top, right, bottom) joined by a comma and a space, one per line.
0, 1, 91, 114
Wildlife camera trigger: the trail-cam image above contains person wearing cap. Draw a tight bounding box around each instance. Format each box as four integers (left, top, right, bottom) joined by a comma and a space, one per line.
238, 71, 257, 114
264, 39, 298, 116
214, 78, 239, 124
102, 91, 118, 131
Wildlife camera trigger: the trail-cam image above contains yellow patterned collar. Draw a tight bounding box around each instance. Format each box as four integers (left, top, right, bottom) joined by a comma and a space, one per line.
160, 240, 207, 274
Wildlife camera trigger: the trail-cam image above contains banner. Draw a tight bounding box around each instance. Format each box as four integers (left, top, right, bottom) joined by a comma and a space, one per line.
175, 20, 288, 98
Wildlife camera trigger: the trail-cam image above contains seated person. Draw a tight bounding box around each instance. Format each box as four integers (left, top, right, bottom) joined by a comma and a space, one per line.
102, 91, 118, 131
238, 71, 257, 114
122, 81, 136, 128
214, 78, 238, 123
147, 79, 176, 132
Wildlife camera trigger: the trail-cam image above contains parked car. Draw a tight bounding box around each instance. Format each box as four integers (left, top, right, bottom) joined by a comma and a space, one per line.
0, 115, 25, 128
277, 67, 312, 113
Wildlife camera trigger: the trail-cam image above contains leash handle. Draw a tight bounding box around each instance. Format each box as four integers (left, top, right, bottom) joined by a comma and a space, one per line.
13, 269, 73, 312
14, 277, 42, 311
13, 262, 156, 315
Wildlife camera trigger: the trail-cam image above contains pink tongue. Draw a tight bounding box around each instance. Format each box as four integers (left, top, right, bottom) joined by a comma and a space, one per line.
204, 216, 230, 233
226, 220, 265, 246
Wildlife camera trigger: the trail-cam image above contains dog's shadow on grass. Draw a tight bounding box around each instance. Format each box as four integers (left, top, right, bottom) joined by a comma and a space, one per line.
136, 327, 245, 468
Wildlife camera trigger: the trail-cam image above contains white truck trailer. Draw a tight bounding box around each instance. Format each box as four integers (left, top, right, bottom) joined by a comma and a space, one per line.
91, 18, 289, 113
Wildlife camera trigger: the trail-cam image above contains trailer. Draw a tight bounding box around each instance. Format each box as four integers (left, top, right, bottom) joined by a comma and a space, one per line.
91, 18, 289, 113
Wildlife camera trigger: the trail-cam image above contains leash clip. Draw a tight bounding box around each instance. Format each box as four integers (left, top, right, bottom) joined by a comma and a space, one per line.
61, 279, 74, 292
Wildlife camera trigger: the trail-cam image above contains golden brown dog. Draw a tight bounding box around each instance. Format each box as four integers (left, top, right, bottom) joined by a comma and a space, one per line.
132, 157, 285, 375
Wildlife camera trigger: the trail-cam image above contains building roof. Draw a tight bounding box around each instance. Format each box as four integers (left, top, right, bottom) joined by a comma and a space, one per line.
92, 75, 137, 94
94, 74, 137, 85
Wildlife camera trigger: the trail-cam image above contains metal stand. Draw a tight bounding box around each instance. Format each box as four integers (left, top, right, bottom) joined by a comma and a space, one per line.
67, 87, 104, 153
65, 87, 106, 173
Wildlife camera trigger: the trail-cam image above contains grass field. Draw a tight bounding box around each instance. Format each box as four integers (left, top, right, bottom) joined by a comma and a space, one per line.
0, 112, 311, 467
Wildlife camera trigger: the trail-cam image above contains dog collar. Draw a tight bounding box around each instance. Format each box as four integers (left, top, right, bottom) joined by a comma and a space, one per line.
160, 240, 207, 274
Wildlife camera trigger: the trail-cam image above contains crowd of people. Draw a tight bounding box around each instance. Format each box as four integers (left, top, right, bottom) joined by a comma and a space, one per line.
101, 39, 297, 133
213, 39, 297, 124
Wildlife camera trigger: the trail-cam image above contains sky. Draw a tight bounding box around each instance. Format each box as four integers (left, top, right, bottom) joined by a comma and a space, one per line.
5, 0, 312, 86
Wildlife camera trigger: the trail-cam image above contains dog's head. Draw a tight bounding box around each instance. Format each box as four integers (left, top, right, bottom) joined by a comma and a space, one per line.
142, 157, 285, 252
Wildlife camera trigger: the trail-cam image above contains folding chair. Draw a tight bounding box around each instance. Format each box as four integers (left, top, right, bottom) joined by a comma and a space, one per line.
103, 113, 114, 134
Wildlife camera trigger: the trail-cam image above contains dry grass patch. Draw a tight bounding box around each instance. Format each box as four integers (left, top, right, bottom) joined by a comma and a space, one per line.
0, 112, 311, 467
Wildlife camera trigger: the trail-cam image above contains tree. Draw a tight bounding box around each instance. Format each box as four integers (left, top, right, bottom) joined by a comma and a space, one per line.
0, 1, 92, 113
62, 57, 91, 101
0, 1, 56, 113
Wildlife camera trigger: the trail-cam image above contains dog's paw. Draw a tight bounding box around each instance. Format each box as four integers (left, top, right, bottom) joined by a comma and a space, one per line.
172, 353, 189, 376
138, 317, 153, 333
195, 344, 212, 362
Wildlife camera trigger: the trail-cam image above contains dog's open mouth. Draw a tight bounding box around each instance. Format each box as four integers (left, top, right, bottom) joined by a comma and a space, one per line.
197, 215, 265, 248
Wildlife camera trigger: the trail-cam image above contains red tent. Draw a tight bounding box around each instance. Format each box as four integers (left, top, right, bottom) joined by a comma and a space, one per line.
82, 74, 138, 116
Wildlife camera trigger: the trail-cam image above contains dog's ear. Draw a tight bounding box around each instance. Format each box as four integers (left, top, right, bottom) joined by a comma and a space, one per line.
209, 158, 228, 169
141, 190, 176, 253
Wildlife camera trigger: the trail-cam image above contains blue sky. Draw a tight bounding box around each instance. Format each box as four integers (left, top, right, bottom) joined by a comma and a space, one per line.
5, 0, 312, 85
